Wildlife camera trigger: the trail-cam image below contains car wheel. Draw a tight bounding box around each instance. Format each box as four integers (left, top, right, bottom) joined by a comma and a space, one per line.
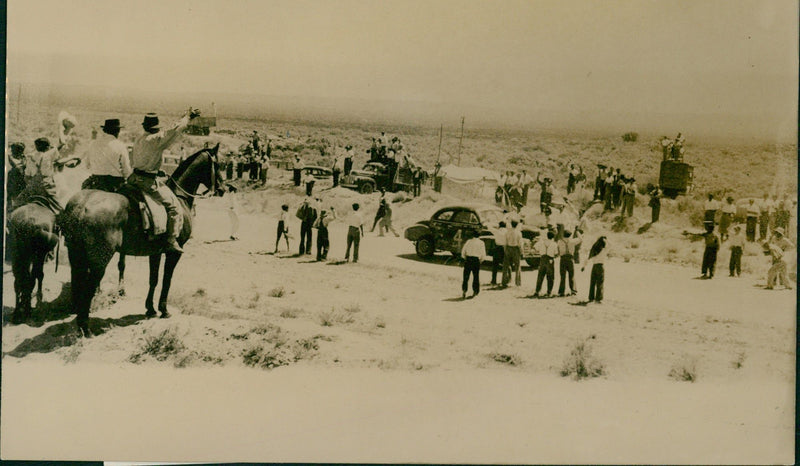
416, 237, 434, 258
359, 183, 374, 194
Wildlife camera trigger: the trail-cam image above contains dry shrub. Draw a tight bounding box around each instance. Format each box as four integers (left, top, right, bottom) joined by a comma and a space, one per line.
668, 357, 698, 382
279, 307, 302, 319
318, 309, 355, 327
268, 286, 285, 298
490, 352, 521, 366
129, 328, 186, 364
560, 335, 605, 380
242, 335, 320, 370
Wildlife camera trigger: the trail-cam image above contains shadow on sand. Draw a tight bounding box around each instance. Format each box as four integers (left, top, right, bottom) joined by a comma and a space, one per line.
5, 313, 148, 358
397, 253, 536, 272
2, 282, 75, 328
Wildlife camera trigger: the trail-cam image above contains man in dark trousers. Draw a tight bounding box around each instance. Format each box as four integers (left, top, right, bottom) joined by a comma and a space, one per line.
533, 230, 558, 297
490, 221, 506, 285
461, 230, 487, 299
700, 221, 720, 279
296, 198, 317, 255
293, 155, 304, 187
412, 168, 422, 197
344, 145, 354, 175
649, 185, 662, 223
557, 230, 578, 296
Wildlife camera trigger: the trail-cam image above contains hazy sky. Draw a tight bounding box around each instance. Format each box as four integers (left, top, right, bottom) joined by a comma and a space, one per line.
7, 0, 798, 137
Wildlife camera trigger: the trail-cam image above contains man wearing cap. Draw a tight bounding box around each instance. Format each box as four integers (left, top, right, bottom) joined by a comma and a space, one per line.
765, 227, 793, 290
129, 110, 198, 253
82, 118, 131, 192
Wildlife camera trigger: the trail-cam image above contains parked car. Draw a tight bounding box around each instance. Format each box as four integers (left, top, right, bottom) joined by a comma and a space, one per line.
302, 166, 333, 179
404, 204, 542, 267
341, 160, 413, 194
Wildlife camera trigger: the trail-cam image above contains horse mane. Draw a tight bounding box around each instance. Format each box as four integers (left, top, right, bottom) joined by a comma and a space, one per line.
170, 148, 210, 179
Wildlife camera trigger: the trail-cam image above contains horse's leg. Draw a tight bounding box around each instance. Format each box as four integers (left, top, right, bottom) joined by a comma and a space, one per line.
32, 248, 47, 309
117, 254, 126, 296
11, 246, 32, 324
68, 245, 91, 336
80, 258, 110, 337
157, 251, 181, 318
145, 254, 162, 318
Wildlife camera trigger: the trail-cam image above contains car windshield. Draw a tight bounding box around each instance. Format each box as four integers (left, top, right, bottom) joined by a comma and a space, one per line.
478, 209, 504, 227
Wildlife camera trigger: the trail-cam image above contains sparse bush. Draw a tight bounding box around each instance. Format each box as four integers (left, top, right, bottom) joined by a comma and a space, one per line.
490, 352, 521, 366
621, 132, 639, 142
560, 335, 605, 380
668, 357, 697, 382
268, 286, 285, 298
242, 336, 319, 369
280, 307, 301, 318
129, 328, 186, 363
318, 309, 355, 326
375, 317, 386, 329
343, 303, 362, 313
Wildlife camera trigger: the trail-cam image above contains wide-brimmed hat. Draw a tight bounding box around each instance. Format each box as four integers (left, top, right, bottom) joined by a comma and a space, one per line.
101, 118, 123, 131
774, 227, 785, 236
142, 113, 160, 129
9, 142, 25, 153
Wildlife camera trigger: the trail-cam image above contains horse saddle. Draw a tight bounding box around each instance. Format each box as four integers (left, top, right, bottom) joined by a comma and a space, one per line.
117, 185, 168, 238
25, 195, 63, 216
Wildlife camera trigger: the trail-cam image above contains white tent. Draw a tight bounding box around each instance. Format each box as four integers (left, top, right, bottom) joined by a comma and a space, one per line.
438, 164, 501, 200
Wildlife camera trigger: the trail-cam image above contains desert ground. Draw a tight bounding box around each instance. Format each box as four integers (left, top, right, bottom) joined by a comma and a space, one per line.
2, 102, 796, 463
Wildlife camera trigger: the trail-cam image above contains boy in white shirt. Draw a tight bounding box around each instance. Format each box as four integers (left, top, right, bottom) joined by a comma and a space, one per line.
461, 230, 487, 298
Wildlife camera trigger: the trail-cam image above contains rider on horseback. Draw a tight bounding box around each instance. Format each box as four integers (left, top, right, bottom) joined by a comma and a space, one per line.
13, 137, 63, 213
128, 110, 199, 253
83, 118, 132, 192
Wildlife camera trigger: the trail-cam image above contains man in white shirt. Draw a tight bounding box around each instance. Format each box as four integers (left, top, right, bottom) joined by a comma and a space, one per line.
557, 230, 580, 296
501, 220, 523, 287
719, 196, 736, 241
533, 230, 558, 297
345, 203, 365, 263
461, 230, 488, 299
703, 194, 720, 225
129, 110, 197, 253
82, 118, 132, 192
745, 199, 759, 242
490, 221, 507, 285
293, 155, 304, 187
727, 225, 744, 277
759, 193, 773, 241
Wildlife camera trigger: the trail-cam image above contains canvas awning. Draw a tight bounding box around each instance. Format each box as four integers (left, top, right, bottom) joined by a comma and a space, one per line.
439, 164, 501, 184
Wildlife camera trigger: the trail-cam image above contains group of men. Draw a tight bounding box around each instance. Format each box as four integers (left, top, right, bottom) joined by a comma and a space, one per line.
660, 132, 686, 161
281, 197, 366, 263
594, 165, 638, 218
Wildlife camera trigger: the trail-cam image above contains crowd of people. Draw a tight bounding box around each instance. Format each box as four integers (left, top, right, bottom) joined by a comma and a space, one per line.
593, 165, 639, 219
222, 131, 271, 185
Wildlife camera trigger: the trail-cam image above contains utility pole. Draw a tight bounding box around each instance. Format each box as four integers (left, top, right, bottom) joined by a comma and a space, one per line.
457, 116, 464, 166
436, 124, 443, 165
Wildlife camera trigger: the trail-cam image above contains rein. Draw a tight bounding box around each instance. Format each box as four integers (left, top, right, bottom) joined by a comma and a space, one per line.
167, 150, 219, 200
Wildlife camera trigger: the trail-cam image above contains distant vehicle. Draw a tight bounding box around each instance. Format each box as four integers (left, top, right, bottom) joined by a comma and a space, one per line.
404, 204, 543, 267
185, 116, 216, 136
659, 149, 693, 198
341, 160, 414, 194
302, 166, 332, 179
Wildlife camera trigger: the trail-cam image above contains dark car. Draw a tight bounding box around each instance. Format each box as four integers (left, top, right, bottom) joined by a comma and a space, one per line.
404, 204, 542, 267
302, 166, 333, 179
341, 161, 414, 194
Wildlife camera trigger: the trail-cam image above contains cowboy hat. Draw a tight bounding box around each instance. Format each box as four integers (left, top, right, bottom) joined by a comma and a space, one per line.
142, 113, 160, 129
101, 118, 124, 131
774, 227, 785, 236
34, 137, 51, 151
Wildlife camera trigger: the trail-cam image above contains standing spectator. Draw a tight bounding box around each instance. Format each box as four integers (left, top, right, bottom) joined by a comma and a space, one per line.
566, 164, 579, 194
582, 236, 607, 304
226, 185, 240, 240
14, 137, 61, 211
293, 154, 304, 187
572, 227, 583, 264
519, 170, 534, 206
236, 154, 245, 179
332, 153, 342, 187
745, 199, 759, 242
536, 173, 553, 214
758, 193, 772, 241
612, 170, 624, 209
303, 171, 315, 196
490, 221, 507, 286
700, 222, 720, 279
728, 225, 744, 277
557, 230, 578, 296
57, 111, 78, 156
765, 227, 794, 290
412, 168, 422, 197
315, 207, 335, 261
775, 194, 790, 230
533, 230, 558, 297
344, 145, 354, 175
249, 155, 259, 181
259, 155, 270, 185
625, 178, 636, 218
225, 153, 234, 180
703, 194, 720, 224
369, 138, 379, 161
433, 162, 443, 193
274, 204, 290, 253
371, 191, 387, 232
345, 203, 364, 263
594, 165, 607, 201
649, 185, 662, 223
660, 136, 672, 160
603, 169, 615, 211
378, 201, 400, 237
501, 220, 523, 288
769, 194, 780, 230
719, 196, 736, 241
296, 198, 317, 255
461, 230, 487, 299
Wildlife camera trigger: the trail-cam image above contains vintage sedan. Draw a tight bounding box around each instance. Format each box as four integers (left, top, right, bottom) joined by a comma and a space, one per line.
404, 204, 543, 267
302, 166, 333, 179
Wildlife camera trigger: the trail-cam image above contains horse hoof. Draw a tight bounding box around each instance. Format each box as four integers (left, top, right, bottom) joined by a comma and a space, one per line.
159, 311, 171, 319
145, 309, 157, 318
79, 326, 92, 338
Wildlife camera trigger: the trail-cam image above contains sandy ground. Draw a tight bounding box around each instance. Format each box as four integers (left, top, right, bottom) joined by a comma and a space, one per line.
1, 184, 795, 463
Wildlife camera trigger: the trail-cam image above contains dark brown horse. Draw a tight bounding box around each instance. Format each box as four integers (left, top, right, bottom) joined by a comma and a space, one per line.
60, 145, 224, 336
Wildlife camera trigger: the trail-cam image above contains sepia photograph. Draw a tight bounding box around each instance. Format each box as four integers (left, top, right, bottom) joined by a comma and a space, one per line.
2, 0, 797, 463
